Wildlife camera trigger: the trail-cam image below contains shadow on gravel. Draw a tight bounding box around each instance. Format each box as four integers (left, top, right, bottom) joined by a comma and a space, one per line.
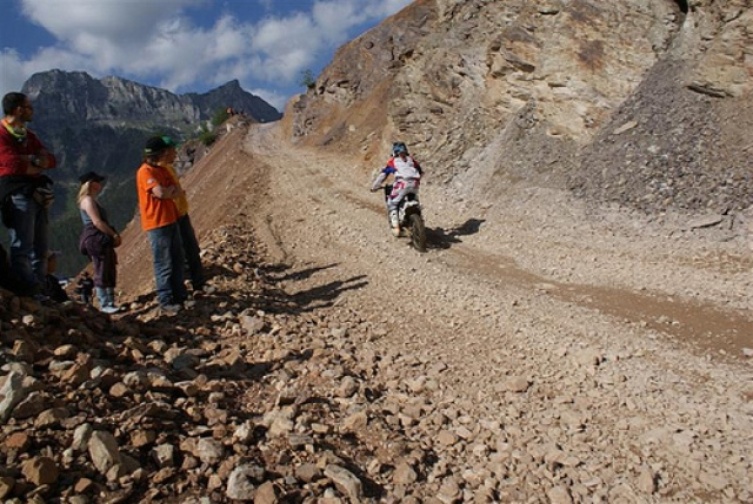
427, 218, 485, 249
203, 262, 244, 282
288, 275, 368, 312
263, 263, 340, 282
257, 274, 369, 315
315, 438, 386, 499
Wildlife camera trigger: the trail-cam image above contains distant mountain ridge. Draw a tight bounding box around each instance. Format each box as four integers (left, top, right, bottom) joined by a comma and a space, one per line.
16, 69, 281, 276
23, 70, 280, 129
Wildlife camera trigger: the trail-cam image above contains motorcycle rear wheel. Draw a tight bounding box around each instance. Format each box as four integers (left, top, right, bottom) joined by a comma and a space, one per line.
408, 213, 427, 252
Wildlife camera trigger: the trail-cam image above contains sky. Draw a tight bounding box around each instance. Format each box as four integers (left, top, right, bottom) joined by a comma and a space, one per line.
0, 0, 413, 111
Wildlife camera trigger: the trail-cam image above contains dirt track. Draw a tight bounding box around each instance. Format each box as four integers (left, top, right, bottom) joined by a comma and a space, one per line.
238, 122, 753, 501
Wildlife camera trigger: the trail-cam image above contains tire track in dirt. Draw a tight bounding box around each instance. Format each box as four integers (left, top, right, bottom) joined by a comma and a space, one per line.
442, 245, 753, 360
243, 123, 753, 362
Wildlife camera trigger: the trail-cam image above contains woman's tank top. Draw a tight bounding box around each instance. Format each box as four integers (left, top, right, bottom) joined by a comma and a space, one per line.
80, 199, 108, 226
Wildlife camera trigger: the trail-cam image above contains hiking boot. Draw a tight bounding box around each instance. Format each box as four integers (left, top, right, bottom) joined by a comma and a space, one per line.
392, 226, 401, 237
100, 305, 119, 315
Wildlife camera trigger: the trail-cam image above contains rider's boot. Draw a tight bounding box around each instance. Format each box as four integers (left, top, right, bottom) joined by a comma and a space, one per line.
389, 211, 400, 237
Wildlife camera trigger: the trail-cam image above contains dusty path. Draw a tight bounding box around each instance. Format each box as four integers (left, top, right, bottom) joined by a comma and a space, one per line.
241, 122, 753, 501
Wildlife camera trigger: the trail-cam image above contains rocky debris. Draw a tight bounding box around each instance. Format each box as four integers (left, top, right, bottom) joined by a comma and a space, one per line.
0, 371, 25, 423
1, 221, 509, 502
572, 59, 753, 215
242, 112, 753, 503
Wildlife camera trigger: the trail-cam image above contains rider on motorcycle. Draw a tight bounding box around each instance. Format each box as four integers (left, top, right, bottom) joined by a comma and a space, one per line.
370, 141, 423, 236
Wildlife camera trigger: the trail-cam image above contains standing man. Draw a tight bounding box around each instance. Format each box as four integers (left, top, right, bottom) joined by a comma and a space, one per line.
136, 135, 186, 313
161, 138, 208, 293
0, 92, 57, 297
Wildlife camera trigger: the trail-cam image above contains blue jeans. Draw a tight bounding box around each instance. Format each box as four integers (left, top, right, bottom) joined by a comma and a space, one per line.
177, 214, 204, 288
7, 192, 48, 292
147, 223, 187, 306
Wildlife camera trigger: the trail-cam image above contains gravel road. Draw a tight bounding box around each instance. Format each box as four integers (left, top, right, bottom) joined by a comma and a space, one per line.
239, 122, 753, 502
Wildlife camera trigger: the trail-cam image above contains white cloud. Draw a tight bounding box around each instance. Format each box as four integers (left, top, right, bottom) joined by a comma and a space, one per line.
363, 0, 414, 18
0, 50, 28, 96
20, 0, 204, 43
313, 1, 368, 42
3, 0, 413, 100
0, 46, 94, 97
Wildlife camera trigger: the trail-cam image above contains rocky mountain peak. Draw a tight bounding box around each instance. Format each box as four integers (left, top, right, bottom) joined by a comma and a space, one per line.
23, 70, 280, 129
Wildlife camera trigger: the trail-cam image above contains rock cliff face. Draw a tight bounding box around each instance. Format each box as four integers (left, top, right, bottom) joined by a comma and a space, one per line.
290, 0, 752, 213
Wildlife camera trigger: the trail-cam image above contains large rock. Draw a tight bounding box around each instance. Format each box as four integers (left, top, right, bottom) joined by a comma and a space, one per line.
88, 431, 122, 475
0, 371, 25, 423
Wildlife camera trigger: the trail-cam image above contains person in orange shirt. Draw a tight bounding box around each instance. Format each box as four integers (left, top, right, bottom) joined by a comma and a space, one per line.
136, 136, 186, 313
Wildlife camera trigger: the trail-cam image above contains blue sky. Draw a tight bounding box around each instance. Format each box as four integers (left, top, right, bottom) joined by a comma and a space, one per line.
0, 0, 413, 111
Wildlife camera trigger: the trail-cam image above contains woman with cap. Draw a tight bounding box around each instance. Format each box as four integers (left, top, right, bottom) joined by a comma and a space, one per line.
77, 171, 121, 314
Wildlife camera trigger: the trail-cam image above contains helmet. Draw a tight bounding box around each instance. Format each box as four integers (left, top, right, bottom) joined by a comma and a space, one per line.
392, 142, 408, 156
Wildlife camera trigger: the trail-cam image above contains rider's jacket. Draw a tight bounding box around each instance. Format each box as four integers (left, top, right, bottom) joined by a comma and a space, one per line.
371, 155, 422, 190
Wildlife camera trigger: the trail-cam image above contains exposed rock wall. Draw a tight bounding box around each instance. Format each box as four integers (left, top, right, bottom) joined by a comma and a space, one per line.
573, 0, 753, 213
289, 0, 752, 213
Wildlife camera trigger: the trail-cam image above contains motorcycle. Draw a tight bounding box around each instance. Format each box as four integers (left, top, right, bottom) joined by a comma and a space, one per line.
382, 184, 427, 252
